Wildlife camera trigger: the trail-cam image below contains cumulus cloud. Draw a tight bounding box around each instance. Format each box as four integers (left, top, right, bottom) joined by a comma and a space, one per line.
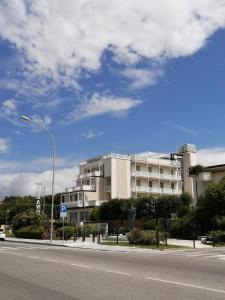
68, 93, 142, 121
0, 99, 21, 125
0, 0, 225, 88
197, 147, 225, 166
122, 68, 163, 90
0, 138, 10, 154
0, 167, 78, 198
80, 129, 103, 140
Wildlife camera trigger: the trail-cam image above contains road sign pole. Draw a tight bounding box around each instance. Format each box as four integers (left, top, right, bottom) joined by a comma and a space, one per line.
62, 217, 65, 243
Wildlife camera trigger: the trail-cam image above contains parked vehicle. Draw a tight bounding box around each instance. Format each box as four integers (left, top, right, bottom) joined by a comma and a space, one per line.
0, 228, 5, 241
200, 236, 215, 245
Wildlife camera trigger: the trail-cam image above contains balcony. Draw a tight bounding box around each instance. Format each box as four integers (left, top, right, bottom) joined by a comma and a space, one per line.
63, 201, 83, 208
132, 171, 181, 181
77, 170, 102, 179
132, 186, 181, 195
65, 185, 96, 193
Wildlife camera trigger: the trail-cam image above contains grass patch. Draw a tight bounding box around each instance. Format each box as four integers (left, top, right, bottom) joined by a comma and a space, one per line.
101, 240, 184, 250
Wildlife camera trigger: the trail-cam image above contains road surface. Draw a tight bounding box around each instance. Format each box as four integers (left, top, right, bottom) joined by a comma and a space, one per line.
0, 241, 225, 300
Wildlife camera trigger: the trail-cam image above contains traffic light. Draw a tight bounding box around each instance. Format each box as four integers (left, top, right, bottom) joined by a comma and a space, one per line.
150, 201, 156, 214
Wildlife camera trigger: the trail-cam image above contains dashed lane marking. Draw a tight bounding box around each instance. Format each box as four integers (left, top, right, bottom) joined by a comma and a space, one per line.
104, 269, 131, 276
43, 258, 58, 263
71, 263, 92, 269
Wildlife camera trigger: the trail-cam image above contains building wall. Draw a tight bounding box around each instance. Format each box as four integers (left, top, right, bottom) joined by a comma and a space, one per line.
110, 157, 131, 198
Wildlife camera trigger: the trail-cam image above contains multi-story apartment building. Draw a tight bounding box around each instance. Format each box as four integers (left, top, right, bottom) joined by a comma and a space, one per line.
61, 144, 197, 224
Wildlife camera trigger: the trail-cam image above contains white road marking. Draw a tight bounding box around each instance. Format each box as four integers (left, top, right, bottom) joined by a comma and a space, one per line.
28, 256, 40, 259
0, 251, 24, 256
104, 269, 131, 276
0, 247, 21, 250
44, 258, 58, 263
145, 276, 225, 294
71, 263, 92, 269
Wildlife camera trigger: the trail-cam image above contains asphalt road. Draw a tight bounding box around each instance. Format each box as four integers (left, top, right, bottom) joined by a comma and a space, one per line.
0, 242, 225, 300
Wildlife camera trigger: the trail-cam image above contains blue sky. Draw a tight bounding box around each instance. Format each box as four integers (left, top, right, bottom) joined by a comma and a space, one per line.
1, 0, 225, 197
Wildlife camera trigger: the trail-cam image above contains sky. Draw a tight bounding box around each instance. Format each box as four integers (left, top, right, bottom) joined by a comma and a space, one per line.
1, 0, 225, 198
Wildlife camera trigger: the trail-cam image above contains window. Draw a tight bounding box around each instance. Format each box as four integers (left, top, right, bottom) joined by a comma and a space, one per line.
149, 181, 152, 188
148, 166, 152, 173
136, 165, 141, 171
160, 182, 164, 189
171, 183, 175, 189
171, 169, 174, 175
136, 180, 141, 186
160, 168, 163, 174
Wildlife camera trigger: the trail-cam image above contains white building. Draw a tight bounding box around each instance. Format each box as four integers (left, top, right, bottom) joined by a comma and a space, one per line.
61, 144, 197, 224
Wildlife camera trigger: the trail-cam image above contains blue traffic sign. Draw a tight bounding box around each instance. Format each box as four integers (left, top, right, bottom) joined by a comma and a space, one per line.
60, 204, 67, 213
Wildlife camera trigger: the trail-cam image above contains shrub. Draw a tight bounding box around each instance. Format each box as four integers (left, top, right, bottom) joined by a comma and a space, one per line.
127, 228, 165, 245
127, 228, 144, 245
57, 226, 75, 240
12, 209, 49, 233
14, 226, 46, 239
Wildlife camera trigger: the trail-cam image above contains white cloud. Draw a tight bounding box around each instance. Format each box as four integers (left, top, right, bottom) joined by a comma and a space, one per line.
0, 156, 78, 173
0, 138, 10, 154
0, 99, 20, 125
0, 155, 80, 198
0, 167, 78, 198
0, 0, 225, 87
80, 129, 103, 140
122, 68, 163, 89
197, 147, 225, 166
69, 93, 142, 121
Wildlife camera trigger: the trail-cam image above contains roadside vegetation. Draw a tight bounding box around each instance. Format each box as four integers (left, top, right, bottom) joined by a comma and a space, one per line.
1, 177, 225, 245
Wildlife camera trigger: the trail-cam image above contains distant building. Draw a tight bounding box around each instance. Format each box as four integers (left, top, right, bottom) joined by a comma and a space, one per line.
190, 164, 225, 206
61, 144, 197, 224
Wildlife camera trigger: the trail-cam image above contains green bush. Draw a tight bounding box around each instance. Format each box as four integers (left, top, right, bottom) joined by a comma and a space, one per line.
14, 226, 46, 239
127, 228, 165, 245
12, 209, 49, 233
127, 228, 144, 244
57, 226, 75, 240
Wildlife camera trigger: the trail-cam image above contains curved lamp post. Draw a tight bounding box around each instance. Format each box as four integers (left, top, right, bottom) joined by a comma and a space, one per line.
21, 115, 55, 244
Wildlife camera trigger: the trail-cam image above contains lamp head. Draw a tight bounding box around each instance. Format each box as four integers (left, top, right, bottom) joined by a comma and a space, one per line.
20, 115, 30, 122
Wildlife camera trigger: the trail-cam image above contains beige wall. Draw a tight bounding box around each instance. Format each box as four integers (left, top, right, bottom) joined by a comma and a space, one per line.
110, 158, 130, 198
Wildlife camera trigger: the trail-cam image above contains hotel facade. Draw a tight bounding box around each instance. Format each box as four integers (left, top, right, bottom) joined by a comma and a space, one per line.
61, 144, 197, 224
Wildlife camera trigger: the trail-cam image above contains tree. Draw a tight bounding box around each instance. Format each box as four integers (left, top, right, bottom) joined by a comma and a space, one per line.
194, 177, 225, 233
12, 209, 50, 239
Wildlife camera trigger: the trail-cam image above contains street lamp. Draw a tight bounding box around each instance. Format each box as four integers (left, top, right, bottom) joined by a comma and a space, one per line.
21, 115, 55, 244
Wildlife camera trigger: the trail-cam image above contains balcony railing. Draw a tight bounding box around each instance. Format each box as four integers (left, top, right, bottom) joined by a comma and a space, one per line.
62, 199, 107, 208
63, 201, 83, 208
132, 171, 181, 181
65, 185, 96, 193
132, 186, 181, 195
77, 170, 102, 179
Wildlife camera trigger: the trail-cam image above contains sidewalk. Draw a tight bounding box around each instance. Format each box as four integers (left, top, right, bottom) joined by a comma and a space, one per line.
5, 237, 213, 252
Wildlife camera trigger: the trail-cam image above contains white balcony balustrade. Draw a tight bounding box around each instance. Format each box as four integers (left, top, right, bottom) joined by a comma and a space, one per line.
77, 170, 102, 179
132, 171, 181, 181
65, 185, 95, 193
132, 186, 181, 195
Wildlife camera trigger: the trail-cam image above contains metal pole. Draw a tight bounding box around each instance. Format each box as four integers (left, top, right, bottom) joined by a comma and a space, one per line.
43, 186, 46, 214
62, 217, 65, 243
20, 116, 55, 244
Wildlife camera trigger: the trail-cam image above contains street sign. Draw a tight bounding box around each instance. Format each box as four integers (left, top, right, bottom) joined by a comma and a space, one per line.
60, 204, 67, 218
